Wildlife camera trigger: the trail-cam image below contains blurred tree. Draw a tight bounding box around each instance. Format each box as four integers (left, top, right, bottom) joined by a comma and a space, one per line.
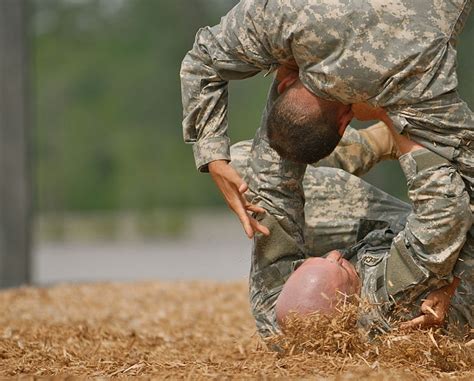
34, 0, 473, 212
35, 0, 244, 212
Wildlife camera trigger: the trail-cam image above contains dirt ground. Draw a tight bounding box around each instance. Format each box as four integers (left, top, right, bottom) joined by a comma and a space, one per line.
0, 281, 472, 379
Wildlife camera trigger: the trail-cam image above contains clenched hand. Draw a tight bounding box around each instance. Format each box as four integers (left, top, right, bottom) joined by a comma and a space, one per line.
209, 160, 270, 239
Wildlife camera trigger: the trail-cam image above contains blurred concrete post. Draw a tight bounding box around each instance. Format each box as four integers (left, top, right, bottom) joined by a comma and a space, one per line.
0, 0, 32, 287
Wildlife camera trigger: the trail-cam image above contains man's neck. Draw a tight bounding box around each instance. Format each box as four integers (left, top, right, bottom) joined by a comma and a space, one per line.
351, 103, 393, 127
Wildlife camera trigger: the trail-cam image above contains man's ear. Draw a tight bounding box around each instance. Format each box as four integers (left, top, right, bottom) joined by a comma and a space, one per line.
337, 110, 353, 136
277, 73, 299, 94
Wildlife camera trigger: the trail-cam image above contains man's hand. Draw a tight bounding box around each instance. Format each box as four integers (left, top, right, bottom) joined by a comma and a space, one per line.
359, 122, 402, 161
208, 160, 270, 239
400, 277, 460, 330
352, 104, 424, 156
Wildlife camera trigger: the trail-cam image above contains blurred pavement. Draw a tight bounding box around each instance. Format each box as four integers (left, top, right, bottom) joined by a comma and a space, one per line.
33, 211, 252, 285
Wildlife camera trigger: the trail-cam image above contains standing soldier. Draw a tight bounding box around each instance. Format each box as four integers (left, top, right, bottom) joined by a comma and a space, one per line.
181, 0, 473, 328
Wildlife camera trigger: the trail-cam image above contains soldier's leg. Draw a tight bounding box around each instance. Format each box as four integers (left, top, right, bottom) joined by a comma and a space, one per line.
231, 139, 306, 336
303, 166, 411, 256
230, 140, 411, 256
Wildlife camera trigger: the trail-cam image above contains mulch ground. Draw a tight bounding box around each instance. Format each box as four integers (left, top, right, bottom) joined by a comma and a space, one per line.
0, 281, 472, 379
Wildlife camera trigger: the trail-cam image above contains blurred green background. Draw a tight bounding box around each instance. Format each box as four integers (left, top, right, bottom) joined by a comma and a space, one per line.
33, 0, 474, 237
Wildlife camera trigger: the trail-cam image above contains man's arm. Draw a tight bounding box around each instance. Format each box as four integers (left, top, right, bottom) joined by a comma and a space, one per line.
400, 277, 460, 329
316, 122, 400, 176
180, 0, 276, 238
181, 0, 273, 170
386, 91, 474, 282
386, 139, 472, 328
391, 149, 471, 278
230, 120, 404, 244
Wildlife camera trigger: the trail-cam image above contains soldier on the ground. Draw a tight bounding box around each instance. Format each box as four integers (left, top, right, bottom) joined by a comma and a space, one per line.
229, 127, 472, 336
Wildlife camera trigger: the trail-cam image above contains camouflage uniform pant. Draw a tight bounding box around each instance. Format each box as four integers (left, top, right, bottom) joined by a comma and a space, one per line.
230, 140, 408, 335
230, 141, 472, 337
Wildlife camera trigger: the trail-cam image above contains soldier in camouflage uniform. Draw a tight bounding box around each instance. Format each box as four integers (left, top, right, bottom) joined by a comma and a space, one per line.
180, 1, 473, 333
230, 125, 472, 337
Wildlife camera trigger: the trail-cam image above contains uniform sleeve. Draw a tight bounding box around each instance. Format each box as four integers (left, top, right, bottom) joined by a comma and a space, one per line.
180, 0, 275, 172
314, 126, 379, 176
386, 91, 474, 282
391, 149, 472, 281
386, 91, 473, 164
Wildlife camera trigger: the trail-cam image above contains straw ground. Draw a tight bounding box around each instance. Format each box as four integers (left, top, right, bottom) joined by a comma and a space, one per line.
0, 281, 472, 379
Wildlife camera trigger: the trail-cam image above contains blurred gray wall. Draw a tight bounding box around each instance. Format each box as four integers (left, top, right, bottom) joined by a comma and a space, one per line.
0, 0, 32, 287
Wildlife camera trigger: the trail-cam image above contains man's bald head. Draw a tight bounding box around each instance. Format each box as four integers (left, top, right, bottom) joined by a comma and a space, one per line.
275, 251, 360, 327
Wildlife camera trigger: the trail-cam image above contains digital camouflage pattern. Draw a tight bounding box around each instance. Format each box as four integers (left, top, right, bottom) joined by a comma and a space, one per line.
181, 0, 473, 276
231, 138, 472, 337
181, 0, 472, 168
182, 0, 474, 336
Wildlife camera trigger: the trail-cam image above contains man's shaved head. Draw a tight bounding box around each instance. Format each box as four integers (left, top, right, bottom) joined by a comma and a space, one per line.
267, 78, 353, 164
276, 251, 360, 327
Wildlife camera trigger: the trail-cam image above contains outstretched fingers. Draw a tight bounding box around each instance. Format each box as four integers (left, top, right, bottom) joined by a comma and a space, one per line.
208, 160, 269, 239
400, 314, 435, 330
245, 204, 266, 214
232, 186, 269, 238
399, 298, 445, 330
249, 215, 270, 236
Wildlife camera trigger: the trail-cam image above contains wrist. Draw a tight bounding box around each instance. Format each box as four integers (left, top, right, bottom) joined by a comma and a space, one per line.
208, 160, 229, 173
193, 136, 231, 172
447, 276, 460, 295
395, 136, 424, 155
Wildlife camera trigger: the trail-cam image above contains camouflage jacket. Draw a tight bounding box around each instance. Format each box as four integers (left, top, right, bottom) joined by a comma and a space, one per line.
181, 0, 472, 171
182, 0, 473, 299
233, 137, 472, 335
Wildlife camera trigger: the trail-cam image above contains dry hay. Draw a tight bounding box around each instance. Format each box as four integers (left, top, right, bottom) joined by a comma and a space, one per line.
0, 281, 472, 379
